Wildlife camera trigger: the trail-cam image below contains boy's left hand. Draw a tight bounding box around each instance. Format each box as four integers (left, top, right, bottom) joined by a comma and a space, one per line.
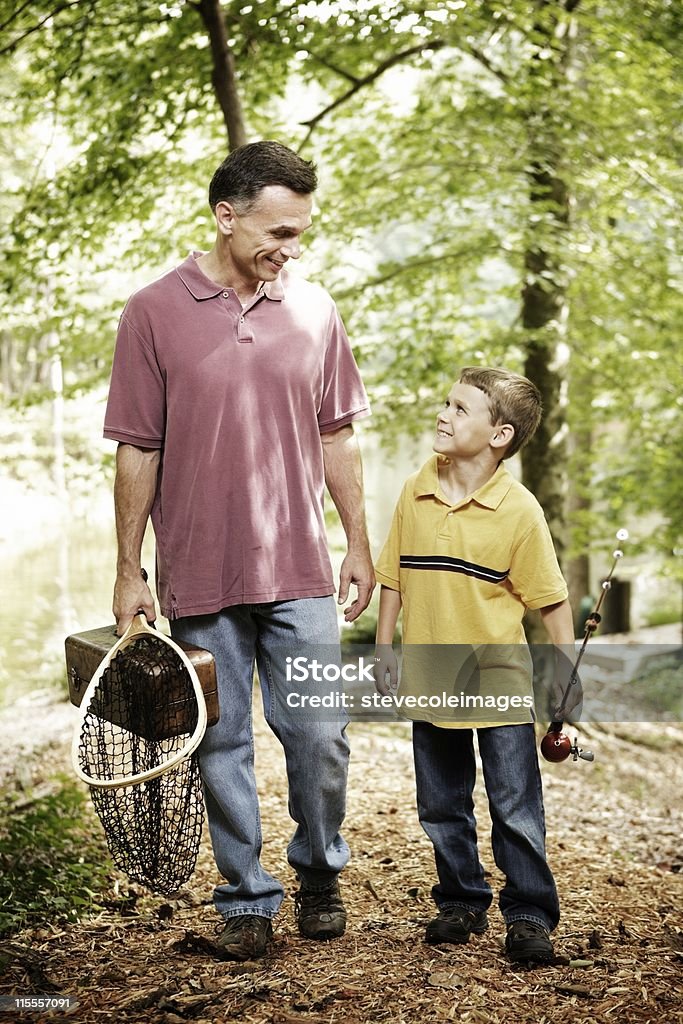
374, 645, 398, 695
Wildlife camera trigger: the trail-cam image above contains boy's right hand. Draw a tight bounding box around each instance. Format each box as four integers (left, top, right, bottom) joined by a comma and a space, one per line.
373, 645, 399, 696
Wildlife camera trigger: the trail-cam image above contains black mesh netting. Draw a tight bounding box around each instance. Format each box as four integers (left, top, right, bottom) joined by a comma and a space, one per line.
78, 635, 205, 895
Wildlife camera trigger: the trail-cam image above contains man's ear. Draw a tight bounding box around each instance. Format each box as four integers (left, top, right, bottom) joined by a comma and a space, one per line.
491, 423, 515, 451
214, 200, 237, 236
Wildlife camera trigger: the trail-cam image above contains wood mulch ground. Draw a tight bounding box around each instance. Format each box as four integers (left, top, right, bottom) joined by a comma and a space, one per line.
1, 709, 682, 1024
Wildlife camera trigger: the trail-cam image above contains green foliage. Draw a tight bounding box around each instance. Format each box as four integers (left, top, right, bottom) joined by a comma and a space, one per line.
0, 776, 112, 936
300, 1, 683, 559
645, 605, 682, 629
632, 654, 683, 719
1, 0, 682, 569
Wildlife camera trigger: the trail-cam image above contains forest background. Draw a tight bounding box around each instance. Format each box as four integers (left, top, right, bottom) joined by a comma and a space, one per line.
2, 0, 682, 654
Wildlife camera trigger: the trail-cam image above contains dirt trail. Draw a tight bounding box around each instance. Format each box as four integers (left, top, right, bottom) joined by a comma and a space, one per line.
1, 708, 682, 1024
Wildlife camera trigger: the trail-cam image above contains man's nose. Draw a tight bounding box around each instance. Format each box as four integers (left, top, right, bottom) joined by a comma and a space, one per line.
280, 237, 302, 259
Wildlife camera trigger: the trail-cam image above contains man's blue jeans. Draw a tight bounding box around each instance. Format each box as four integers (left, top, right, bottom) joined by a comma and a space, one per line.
171, 597, 349, 921
412, 722, 560, 931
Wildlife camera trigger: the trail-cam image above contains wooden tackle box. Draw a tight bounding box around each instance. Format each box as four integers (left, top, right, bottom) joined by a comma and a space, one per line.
65, 624, 220, 737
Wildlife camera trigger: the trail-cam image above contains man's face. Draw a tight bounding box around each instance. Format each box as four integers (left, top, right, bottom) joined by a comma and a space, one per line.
433, 382, 501, 459
218, 185, 313, 285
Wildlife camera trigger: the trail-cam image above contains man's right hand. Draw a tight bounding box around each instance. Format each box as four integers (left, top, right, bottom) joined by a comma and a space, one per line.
113, 572, 156, 636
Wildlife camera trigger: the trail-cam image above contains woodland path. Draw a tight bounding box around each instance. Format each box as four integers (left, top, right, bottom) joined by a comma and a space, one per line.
1, 698, 682, 1024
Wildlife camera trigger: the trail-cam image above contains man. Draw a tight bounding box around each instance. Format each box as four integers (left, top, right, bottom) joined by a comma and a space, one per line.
104, 141, 374, 960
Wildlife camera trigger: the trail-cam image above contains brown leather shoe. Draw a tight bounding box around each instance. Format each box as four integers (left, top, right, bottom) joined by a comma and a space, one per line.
216, 914, 273, 960
294, 881, 346, 940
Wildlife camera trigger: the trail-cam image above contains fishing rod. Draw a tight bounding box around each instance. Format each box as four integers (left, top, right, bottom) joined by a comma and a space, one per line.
540, 528, 629, 765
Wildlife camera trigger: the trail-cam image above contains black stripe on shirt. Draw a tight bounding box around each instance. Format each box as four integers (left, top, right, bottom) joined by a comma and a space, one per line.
399, 554, 510, 584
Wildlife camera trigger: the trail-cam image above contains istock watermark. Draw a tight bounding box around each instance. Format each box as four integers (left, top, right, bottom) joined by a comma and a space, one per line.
270, 642, 682, 724
285, 655, 376, 684
283, 652, 537, 721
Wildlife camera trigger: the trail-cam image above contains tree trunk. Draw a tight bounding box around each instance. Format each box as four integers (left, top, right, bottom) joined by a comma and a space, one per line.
520, 0, 579, 642
565, 360, 594, 626
520, 147, 571, 567
195, 0, 248, 151
520, 0, 580, 554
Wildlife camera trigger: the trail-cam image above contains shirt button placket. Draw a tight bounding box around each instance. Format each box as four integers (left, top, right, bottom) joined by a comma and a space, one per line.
237, 311, 254, 344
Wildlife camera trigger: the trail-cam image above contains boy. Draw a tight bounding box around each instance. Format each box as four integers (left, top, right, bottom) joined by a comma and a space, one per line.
373, 367, 576, 964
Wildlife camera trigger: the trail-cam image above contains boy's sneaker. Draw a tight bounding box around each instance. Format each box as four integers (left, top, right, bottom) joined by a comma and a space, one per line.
505, 920, 554, 963
216, 915, 273, 960
425, 907, 489, 944
294, 881, 347, 940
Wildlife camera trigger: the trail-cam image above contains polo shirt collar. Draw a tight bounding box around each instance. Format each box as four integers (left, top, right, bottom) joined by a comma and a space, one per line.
414, 455, 513, 510
175, 252, 285, 302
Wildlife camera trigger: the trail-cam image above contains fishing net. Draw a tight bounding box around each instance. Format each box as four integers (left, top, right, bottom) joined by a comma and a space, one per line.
77, 635, 206, 895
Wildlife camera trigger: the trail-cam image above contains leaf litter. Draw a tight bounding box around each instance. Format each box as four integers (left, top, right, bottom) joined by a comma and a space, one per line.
0, 715, 681, 1023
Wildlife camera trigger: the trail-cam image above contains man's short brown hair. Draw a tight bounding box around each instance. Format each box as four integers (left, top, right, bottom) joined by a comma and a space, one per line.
458, 367, 542, 459
208, 141, 317, 213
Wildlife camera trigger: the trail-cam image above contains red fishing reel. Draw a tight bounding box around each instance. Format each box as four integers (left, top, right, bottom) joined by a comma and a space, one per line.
541, 725, 594, 763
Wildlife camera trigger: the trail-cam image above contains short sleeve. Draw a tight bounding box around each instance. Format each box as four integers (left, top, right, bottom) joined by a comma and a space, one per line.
508, 517, 568, 610
317, 304, 370, 433
103, 299, 166, 448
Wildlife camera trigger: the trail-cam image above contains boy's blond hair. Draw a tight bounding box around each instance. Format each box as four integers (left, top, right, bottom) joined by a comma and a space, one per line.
459, 367, 542, 459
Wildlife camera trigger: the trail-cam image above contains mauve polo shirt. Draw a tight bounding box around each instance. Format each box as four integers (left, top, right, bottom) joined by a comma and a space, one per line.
104, 252, 370, 619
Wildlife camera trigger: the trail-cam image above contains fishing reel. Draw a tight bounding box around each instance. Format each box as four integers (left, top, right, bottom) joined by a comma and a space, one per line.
541, 724, 594, 763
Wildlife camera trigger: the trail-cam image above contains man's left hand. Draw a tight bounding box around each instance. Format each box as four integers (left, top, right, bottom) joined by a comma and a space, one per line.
337, 549, 375, 621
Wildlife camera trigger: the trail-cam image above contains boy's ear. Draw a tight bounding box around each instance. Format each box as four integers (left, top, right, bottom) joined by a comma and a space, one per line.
491, 423, 514, 450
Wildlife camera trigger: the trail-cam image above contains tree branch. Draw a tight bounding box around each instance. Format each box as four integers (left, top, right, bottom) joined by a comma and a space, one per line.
334, 241, 499, 300
626, 161, 679, 208
297, 33, 513, 149
0, 0, 41, 35
303, 48, 361, 85
0, 0, 86, 57
461, 41, 509, 83
300, 39, 447, 141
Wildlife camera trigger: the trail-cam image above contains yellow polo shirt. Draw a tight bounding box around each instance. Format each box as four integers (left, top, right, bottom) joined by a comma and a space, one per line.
375, 456, 568, 727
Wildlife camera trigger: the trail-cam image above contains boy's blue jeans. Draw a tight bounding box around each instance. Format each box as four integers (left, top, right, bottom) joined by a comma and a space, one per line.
171, 597, 350, 921
412, 721, 560, 932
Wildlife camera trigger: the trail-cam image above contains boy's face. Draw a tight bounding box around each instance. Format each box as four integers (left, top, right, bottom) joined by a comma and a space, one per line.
433, 382, 503, 460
